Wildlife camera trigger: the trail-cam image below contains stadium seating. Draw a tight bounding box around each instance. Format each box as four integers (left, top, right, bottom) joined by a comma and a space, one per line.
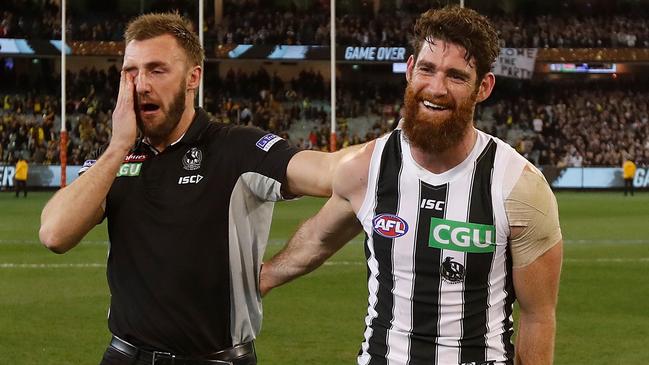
2, 0, 649, 48
1, 0, 648, 167
3, 63, 648, 167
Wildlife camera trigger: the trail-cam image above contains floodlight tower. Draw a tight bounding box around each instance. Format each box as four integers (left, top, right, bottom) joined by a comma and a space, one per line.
60, 0, 67, 187
330, 0, 337, 151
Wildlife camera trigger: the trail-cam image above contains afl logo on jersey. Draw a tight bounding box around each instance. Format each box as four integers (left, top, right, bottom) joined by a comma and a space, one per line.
372, 214, 408, 238
182, 147, 202, 170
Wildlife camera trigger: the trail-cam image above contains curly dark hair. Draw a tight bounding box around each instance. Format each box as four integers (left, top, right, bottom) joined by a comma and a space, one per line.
125, 12, 204, 67
411, 6, 499, 83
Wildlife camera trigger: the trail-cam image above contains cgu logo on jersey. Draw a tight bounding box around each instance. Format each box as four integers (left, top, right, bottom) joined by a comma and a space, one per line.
429, 217, 496, 253
372, 214, 409, 238
116, 163, 142, 177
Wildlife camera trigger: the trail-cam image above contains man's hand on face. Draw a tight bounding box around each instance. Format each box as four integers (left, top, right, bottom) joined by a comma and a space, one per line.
110, 71, 138, 153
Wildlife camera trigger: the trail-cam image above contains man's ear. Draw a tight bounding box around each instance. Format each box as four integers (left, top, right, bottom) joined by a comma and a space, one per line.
187, 65, 202, 90
405, 55, 415, 83
475, 72, 496, 103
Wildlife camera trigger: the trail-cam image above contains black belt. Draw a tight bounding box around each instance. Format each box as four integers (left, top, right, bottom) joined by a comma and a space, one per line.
109, 336, 256, 365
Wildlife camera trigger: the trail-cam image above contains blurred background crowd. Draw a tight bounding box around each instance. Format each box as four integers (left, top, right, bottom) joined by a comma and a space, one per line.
3, 0, 649, 48
1, 0, 648, 170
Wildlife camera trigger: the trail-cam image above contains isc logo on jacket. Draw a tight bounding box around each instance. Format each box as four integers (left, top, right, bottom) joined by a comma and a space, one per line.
178, 174, 204, 185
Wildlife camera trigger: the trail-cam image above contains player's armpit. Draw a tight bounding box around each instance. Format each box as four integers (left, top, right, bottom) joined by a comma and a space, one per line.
506, 166, 562, 268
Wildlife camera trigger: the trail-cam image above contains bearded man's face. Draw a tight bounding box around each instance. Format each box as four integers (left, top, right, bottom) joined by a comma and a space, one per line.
402, 39, 487, 153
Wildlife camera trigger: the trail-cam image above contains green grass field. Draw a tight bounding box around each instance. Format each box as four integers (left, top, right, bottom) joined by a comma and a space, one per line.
1, 191, 648, 364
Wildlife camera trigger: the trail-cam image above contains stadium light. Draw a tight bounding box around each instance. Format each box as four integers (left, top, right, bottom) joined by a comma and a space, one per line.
198, 0, 204, 107
329, 0, 337, 152
60, 0, 67, 188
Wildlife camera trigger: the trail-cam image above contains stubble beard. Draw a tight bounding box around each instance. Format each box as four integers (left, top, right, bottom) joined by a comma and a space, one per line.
401, 83, 478, 154
136, 81, 187, 143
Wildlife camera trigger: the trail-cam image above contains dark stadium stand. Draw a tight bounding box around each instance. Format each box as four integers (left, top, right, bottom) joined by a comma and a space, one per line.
2, 0, 649, 47
3, 61, 648, 167
1, 0, 648, 171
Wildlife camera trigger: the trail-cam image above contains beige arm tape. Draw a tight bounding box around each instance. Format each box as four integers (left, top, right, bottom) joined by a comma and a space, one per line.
505, 166, 562, 268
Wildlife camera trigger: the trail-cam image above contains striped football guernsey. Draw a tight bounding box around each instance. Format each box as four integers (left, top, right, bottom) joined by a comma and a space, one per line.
356, 128, 528, 365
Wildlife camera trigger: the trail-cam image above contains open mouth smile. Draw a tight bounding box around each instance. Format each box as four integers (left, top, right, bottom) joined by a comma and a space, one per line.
422, 100, 450, 111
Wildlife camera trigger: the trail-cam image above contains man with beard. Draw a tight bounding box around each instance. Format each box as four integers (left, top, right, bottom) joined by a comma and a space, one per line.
260, 6, 562, 365
40, 13, 358, 365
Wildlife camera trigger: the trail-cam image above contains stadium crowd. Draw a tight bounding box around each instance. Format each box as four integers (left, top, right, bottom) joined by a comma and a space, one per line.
3, 0, 649, 48
2, 0, 648, 169
2, 62, 648, 169
0, 63, 119, 166
486, 84, 649, 167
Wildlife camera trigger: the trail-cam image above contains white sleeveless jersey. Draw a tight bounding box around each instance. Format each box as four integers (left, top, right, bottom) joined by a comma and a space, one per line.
356, 129, 528, 365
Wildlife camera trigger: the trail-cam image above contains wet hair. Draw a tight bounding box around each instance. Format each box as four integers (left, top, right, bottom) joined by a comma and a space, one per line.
124, 12, 204, 67
411, 6, 499, 83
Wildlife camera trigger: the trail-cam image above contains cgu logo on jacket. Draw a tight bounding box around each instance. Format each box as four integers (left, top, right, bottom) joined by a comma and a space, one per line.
429, 218, 496, 253
116, 163, 142, 177
372, 214, 409, 238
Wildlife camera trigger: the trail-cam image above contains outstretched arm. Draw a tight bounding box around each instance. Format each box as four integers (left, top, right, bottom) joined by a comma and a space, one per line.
39, 71, 137, 253
259, 191, 362, 296
261, 141, 373, 295
284, 143, 364, 197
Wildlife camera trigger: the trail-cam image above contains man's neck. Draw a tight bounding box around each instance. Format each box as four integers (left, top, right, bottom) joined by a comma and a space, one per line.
410, 127, 478, 174
149, 106, 196, 152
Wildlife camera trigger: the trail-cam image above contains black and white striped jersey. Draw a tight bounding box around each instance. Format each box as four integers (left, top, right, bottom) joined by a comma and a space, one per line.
356, 128, 528, 365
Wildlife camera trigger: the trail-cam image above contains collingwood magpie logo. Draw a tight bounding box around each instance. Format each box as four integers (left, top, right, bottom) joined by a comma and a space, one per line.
440, 257, 465, 284
182, 147, 202, 170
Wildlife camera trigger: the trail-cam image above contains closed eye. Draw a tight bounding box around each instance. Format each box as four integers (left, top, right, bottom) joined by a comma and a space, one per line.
418, 65, 434, 74
448, 71, 470, 82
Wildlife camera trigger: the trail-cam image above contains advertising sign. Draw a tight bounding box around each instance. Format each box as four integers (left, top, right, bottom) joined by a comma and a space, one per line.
0, 165, 82, 188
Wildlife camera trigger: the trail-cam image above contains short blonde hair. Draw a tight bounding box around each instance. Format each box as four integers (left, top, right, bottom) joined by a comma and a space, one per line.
125, 12, 204, 67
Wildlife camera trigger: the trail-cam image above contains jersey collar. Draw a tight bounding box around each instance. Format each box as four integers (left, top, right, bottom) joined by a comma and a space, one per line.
176, 107, 211, 145
139, 107, 211, 154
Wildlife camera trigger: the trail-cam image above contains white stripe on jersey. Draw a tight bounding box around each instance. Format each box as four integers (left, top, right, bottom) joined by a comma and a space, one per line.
435, 165, 476, 364
358, 135, 391, 365
384, 149, 419, 365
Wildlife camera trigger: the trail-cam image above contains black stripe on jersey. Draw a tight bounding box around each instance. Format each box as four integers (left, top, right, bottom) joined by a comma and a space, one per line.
367, 130, 403, 365
409, 181, 448, 365
360, 231, 372, 359
460, 139, 497, 363
501, 245, 515, 359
